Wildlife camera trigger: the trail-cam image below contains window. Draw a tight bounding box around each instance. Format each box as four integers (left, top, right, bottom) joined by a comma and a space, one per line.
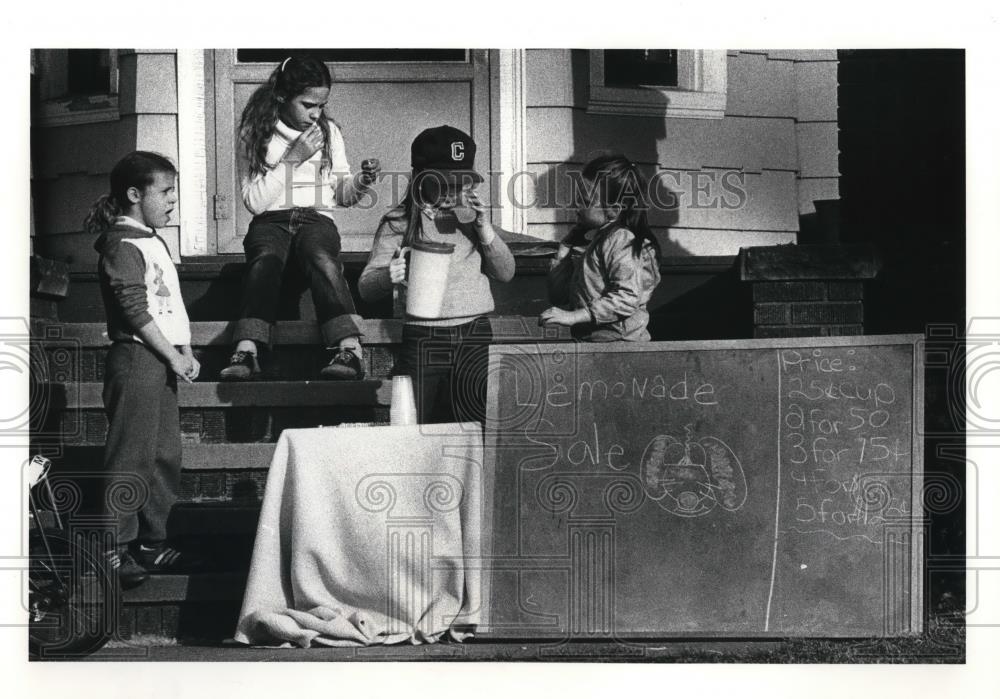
235, 49, 468, 63
31, 49, 119, 127
587, 49, 727, 119
604, 49, 679, 88
65, 49, 115, 96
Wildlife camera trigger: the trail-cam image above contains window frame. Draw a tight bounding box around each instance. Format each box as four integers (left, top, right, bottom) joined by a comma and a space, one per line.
32, 49, 120, 128
586, 49, 727, 119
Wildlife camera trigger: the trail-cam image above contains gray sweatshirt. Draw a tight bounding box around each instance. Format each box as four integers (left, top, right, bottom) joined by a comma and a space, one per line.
359, 206, 516, 327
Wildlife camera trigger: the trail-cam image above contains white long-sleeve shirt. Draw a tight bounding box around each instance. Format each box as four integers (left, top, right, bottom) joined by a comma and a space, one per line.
241, 119, 361, 220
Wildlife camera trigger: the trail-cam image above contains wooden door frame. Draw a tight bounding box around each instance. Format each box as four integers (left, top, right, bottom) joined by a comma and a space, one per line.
490, 49, 528, 235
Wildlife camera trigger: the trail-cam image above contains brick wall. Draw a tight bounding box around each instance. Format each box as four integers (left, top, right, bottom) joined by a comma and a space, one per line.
739, 244, 880, 338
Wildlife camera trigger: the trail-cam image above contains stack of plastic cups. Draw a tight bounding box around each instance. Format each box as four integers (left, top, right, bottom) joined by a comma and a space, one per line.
390, 375, 417, 426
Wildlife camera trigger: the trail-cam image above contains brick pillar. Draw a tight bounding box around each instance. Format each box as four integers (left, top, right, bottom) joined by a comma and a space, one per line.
739, 244, 881, 338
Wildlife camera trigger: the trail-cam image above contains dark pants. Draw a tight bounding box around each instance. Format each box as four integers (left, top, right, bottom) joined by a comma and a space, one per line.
393, 317, 493, 425
234, 208, 362, 348
102, 341, 181, 546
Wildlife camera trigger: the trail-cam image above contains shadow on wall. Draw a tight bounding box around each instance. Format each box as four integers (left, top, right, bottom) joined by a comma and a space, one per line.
532, 50, 684, 256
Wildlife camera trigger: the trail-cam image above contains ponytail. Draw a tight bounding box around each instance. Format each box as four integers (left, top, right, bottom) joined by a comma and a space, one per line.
84, 193, 122, 236
84, 151, 176, 235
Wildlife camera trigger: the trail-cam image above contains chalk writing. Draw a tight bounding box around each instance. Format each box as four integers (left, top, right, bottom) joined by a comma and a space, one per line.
576, 373, 719, 406
524, 421, 629, 471
777, 346, 912, 547
784, 376, 896, 407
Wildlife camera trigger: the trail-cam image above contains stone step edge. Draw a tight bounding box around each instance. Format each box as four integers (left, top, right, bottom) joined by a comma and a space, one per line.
123, 572, 247, 604
43, 443, 281, 470
33, 317, 570, 347
42, 380, 393, 408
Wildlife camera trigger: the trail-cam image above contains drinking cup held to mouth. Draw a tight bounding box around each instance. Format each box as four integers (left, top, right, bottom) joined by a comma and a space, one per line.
405, 240, 455, 319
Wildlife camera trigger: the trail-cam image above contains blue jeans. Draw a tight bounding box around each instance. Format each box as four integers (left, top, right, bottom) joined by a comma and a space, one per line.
233, 208, 362, 348
393, 317, 493, 425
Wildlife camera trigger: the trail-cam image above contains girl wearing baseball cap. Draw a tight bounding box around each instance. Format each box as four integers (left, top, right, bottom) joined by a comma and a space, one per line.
358, 125, 516, 424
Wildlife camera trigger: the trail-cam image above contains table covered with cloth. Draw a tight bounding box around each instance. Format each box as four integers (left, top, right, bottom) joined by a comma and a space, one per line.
233, 422, 484, 647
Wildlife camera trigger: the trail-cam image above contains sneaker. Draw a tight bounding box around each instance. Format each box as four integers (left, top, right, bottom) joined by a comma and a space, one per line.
219, 350, 260, 381
104, 548, 148, 590
135, 543, 207, 574
319, 348, 365, 380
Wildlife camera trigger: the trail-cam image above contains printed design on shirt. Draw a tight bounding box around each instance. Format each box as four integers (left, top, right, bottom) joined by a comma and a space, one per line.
640, 425, 748, 517
152, 262, 173, 315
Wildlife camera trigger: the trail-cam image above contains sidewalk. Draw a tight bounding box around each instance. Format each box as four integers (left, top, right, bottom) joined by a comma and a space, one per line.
81, 639, 779, 662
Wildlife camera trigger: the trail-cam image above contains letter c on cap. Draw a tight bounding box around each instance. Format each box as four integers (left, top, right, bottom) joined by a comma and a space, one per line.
451, 142, 465, 161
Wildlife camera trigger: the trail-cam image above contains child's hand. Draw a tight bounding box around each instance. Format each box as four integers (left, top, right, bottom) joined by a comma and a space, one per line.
551, 244, 572, 267
170, 353, 195, 383
539, 307, 583, 327
465, 190, 495, 243
286, 123, 324, 163
359, 158, 381, 187
466, 189, 486, 226
180, 346, 200, 382
390, 246, 409, 286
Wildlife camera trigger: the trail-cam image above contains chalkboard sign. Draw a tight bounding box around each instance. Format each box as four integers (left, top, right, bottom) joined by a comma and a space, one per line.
481, 335, 924, 638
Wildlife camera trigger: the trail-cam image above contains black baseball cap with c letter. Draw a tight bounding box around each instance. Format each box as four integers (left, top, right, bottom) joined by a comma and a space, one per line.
410, 125, 483, 184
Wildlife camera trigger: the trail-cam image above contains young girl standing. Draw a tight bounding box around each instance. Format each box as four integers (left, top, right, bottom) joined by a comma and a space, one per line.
86, 151, 203, 587
359, 125, 515, 424
541, 154, 662, 341
221, 54, 380, 381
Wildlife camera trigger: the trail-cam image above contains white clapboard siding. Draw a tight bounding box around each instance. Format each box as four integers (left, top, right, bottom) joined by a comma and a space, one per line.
525, 224, 798, 256
794, 61, 839, 123
797, 178, 841, 216
525, 168, 800, 232
526, 106, 798, 173
726, 53, 797, 118
797, 123, 840, 179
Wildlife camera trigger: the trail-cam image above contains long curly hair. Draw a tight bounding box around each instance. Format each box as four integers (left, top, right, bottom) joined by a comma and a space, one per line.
83, 151, 176, 235
239, 54, 333, 176
580, 153, 661, 259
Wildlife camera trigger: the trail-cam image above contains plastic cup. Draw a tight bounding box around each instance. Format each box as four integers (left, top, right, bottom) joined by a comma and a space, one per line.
405, 240, 455, 319
390, 375, 417, 426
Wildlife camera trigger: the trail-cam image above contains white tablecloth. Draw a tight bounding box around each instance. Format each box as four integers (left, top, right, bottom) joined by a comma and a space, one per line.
233, 423, 483, 647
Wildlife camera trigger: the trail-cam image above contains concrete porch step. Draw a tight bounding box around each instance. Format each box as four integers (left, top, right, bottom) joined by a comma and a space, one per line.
33, 317, 568, 347
124, 572, 248, 604
39, 380, 393, 408
49, 443, 278, 470
32, 317, 570, 382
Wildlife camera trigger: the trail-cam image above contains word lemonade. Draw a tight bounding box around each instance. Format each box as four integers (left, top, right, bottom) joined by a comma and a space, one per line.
511, 357, 742, 519
778, 348, 911, 545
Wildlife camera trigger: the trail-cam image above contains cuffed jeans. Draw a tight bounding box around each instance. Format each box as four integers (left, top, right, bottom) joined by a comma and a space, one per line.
234, 208, 363, 348
393, 317, 493, 425
102, 341, 181, 545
